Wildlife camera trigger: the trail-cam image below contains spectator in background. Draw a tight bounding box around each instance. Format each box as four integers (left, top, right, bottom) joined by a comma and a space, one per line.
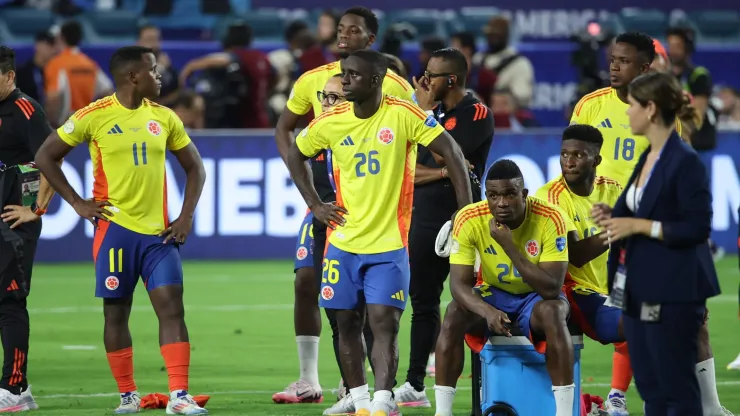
667, 26, 717, 150
316, 9, 340, 59
383, 53, 407, 79
475, 16, 535, 109
179, 22, 273, 128
450, 31, 496, 105
716, 87, 740, 130
172, 90, 205, 130
44, 20, 112, 127
14, 31, 57, 104
137, 24, 179, 105
491, 88, 539, 130
417, 37, 446, 80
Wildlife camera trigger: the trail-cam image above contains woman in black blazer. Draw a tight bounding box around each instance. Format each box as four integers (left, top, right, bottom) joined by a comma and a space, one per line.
591, 72, 721, 416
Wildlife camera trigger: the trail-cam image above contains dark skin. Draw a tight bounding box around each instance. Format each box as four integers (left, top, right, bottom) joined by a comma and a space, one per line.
435, 178, 573, 388
34, 52, 206, 351
287, 55, 472, 392
609, 42, 651, 104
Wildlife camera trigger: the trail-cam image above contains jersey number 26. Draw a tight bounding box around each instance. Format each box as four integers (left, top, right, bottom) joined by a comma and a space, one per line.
354, 151, 380, 177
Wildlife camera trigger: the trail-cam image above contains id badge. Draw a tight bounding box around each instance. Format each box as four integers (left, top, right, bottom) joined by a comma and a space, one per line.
609, 265, 627, 310
16, 163, 40, 207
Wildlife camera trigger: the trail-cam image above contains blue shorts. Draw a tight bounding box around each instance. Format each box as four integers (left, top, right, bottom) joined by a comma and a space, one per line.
565, 285, 623, 344
92, 221, 183, 298
319, 243, 410, 311
476, 285, 568, 353
294, 211, 315, 271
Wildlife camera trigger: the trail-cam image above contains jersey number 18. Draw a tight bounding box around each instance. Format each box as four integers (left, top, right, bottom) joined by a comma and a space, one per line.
613, 137, 635, 161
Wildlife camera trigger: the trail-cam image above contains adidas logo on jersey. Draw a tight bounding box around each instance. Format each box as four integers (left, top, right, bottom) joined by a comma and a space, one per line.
340, 136, 355, 146
391, 290, 405, 301
599, 119, 613, 128
574, 214, 581, 222
484, 245, 497, 255
107, 124, 123, 135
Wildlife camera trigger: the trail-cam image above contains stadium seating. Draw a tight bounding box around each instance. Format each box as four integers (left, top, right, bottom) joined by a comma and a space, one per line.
686, 10, 740, 42
617, 8, 670, 39
447, 7, 500, 37
80, 10, 142, 42
389, 9, 449, 39
0, 8, 57, 42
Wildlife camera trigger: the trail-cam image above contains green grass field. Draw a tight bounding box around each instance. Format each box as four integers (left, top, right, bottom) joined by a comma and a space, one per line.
21, 257, 740, 415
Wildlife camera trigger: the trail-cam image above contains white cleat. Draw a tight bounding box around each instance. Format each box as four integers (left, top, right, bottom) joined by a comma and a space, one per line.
426, 353, 436, 377
727, 352, 740, 370
371, 399, 402, 415
166, 391, 208, 415
113, 391, 141, 414
323, 393, 355, 415
0, 388, 28, 413
272, 380, 323, 404
19, 385, 38, 410
393, 382, 431, 408
605, 392, 629, 416
336, 378, 347, 401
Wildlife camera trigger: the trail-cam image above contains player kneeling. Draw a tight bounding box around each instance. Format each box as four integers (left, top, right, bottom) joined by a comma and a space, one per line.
433, 160, 576, 416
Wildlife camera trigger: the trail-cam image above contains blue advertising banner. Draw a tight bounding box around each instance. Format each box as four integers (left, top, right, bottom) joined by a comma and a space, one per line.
35, 131, 740, 262
6, 42, 740, 128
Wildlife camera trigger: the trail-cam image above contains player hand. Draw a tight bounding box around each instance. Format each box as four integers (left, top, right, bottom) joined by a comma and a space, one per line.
465, 160, 474, 171
1, 205, 39, 229
159, 216, 193, 244
412, 75, 436, 111
313, 202, 348, 230
489, 218, 513, 245
591, 203, 612, 227
484, 307, 512, 337
72, 199, 113, 228
599, 218, 639, 245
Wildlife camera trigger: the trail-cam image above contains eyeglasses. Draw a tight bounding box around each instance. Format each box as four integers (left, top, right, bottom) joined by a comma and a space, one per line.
317, 91, 346, 106
424, 71, 454, 79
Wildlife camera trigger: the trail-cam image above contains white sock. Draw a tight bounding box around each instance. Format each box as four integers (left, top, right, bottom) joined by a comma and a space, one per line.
608, 388, 627, 398
552, 384, 575, 416
296, 335, 320, 386
350, 384, 372, 411
434, 385, 456, 416
372, 389, 393, 402
696, 358, 722, 414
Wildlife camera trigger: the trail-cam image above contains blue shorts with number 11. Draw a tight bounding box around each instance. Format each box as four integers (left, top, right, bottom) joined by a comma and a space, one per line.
319, 243, 410, 310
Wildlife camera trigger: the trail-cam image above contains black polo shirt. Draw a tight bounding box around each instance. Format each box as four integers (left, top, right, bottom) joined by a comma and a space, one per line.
0, 88, 53, 240
413, 93, 495, 228
312, 150, 335, 204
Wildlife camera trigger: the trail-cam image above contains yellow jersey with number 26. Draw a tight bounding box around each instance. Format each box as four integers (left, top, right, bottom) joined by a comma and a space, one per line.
450, 198, 572, 295
296, 95, 444, 255
57, 94, 191, 235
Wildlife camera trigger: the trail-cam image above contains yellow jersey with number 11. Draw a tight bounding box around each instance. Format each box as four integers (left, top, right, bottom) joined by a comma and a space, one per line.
296, 95, 444, 255
570, 87, 683, 187
449, 198, 573, 295
56, 94, 191, 235
535, 176, 622, 294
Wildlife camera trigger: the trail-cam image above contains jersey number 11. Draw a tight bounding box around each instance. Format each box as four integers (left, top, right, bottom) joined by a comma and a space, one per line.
133, 142, 148, 166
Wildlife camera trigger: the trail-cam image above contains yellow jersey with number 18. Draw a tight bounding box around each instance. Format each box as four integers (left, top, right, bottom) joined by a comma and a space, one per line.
287, 61, 414, 117
570, 87, 682, 187
296, 95, 444, 254
449, 198, 573, 295
535, 176, 622, 294
56, 94, 192, 235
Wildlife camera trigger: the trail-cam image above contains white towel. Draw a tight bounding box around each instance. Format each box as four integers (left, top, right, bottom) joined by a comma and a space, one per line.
435, 220, 453, 258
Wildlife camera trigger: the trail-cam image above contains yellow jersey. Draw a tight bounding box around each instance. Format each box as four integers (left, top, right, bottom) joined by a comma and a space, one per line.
535, 176, 622, 294
287, 61, 415, 117
296, 95, 444, 254
57, 94, 191, 235
570, 87, 683, 187
450, 198, 572, 295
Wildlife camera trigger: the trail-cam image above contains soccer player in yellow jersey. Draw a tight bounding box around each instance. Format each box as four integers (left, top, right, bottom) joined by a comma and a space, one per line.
35, 46, 207, 415
287, 49, 472, 416
535, 125, 631, 415
571, 32, 684, 188
273, 7, 414, 404
434, 159, 576, 416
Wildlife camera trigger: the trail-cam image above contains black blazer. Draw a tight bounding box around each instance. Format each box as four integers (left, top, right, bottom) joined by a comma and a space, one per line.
606, 132, 721, 304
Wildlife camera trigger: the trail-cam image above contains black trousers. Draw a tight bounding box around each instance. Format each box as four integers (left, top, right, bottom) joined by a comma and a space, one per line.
0, 238, 35, 395
623, 301, 705, 416
312, 219, 377, 392
405, 222, 450, 390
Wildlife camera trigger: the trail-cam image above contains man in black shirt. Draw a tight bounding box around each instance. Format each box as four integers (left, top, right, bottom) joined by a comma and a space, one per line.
395, 48, 494, 406
13, 31, 57, 105
0, 46, 54, 411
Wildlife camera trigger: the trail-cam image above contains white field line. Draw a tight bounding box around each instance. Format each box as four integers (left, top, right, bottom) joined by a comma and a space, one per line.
29, 295, 738, 315
33, 380, 740, 400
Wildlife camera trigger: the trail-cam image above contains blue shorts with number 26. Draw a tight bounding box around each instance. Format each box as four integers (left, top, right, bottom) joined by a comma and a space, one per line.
319, 243, 410, 310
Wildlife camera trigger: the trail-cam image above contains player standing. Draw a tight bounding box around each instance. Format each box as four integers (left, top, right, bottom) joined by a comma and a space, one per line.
287, 49, 472, 416
34, 46, 207, 415
273, 6, 414, 405
434, 160, 576, 416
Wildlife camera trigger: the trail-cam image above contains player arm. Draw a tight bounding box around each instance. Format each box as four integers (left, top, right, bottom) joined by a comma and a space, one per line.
414, 164, 445, 185
288, 127, 325, 209
425, 132, 472, 209
34, 130, 84, 208
450, 264, 495, 317
275, 107, 304, 164
500, 240, 567, 300
568, 232, 609, 268
23, 102, 57, 211
171, 143, 206, 219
